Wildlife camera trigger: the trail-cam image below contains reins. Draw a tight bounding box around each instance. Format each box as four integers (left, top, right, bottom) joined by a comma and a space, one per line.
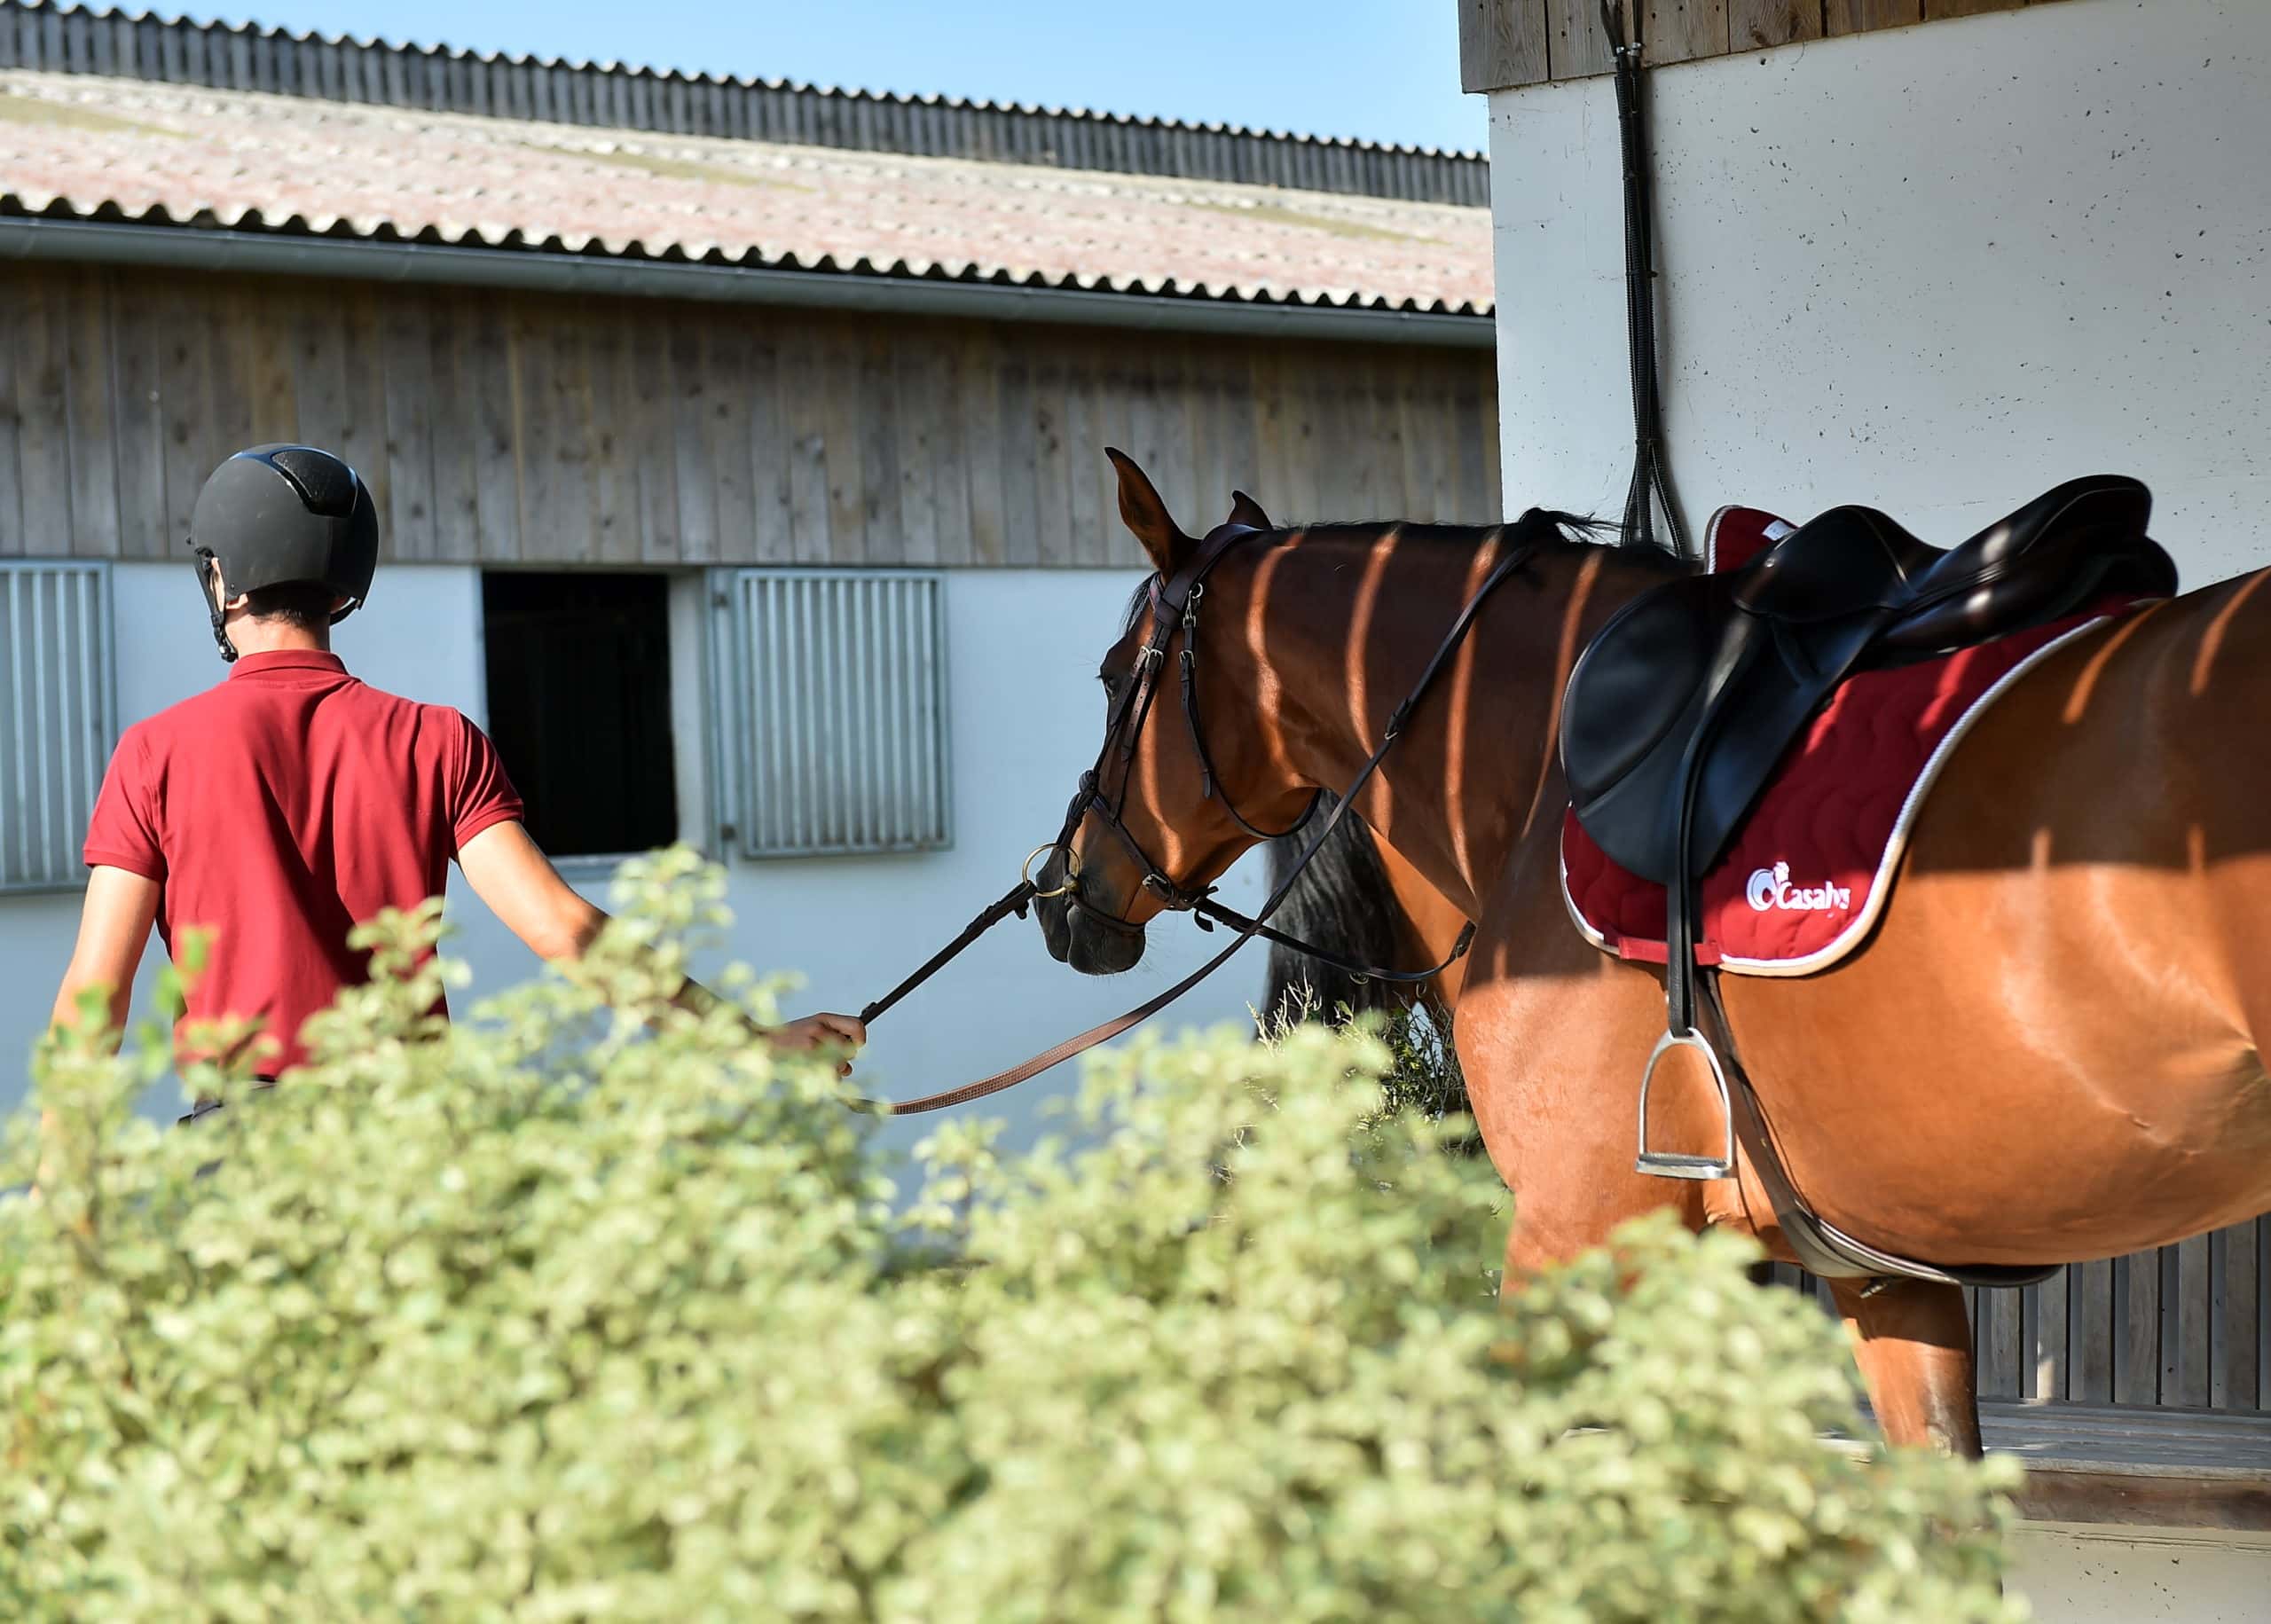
844, 515, 1562, 1117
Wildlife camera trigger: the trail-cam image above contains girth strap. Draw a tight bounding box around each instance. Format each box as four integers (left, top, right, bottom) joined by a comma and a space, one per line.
1696, 978, 2062, 1291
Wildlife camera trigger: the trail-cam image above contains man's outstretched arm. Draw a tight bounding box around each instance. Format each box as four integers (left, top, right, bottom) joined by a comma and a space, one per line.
454, 820, 866, 1071
49, 866, 161, 1053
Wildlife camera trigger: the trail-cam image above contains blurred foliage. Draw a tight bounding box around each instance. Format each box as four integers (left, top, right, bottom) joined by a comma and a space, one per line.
3, 847, 2023, 1620
1261, 982, 1481, 1155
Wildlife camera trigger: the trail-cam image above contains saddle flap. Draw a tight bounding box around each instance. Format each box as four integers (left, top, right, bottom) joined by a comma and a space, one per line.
1560, 572, 1725, 801
1567, 611, 1882, 886
1562, 564, 1875, 886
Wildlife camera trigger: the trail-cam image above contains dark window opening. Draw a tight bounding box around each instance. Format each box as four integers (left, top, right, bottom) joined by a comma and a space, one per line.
482, 572, 679, 859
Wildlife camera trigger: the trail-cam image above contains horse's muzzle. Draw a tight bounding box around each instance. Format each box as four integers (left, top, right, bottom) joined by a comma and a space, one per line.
1031, 851, 1144, 976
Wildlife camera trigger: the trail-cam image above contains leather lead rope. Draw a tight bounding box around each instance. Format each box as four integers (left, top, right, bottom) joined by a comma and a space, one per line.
845, 709, 1454, 1118
1600, 0, 1689, 560
855, 877, 1038, 1030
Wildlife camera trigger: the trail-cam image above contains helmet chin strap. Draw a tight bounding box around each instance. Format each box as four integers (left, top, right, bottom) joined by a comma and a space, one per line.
193, 548, 239, 663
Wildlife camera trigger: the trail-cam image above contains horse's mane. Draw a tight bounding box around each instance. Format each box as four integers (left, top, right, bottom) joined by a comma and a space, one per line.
1259, 789, 1420, 1030
1113, 513, 1686, 624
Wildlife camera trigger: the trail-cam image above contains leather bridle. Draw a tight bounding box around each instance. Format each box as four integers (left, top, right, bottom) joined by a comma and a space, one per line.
1055, 521, 1318, 939
847, 514, 1563, 1117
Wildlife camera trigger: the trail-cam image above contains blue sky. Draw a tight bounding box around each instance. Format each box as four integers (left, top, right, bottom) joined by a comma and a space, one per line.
224, 1, 1486, 154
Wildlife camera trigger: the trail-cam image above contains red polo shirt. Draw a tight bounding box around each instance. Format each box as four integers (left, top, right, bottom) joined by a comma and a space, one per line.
82, 650, 524, 1077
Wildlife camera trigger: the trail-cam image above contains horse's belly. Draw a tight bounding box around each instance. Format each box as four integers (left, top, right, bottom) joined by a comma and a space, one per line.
1722, 853, 2271, 1266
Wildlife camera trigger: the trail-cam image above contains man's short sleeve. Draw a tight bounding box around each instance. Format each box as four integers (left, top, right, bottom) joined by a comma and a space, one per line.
83, 729, 166, 882
448, 712, 525, 854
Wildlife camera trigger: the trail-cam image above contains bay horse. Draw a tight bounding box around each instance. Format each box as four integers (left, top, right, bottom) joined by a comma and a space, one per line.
1033, 450, 2271, 1457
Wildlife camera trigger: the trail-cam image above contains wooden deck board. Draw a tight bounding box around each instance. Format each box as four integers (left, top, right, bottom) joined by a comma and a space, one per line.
1832, 1403, 2271, 1531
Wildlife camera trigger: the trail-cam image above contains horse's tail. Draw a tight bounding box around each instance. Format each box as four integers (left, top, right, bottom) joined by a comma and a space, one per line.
1261, 790, 1420, 1030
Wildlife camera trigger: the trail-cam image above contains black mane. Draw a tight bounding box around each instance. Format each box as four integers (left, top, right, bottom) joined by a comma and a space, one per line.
1117, 509, 1683, 632
1259, 789, 1426, 1031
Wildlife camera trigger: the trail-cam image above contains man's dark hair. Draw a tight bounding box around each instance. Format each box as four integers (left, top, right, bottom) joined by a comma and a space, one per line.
241, 581, 340, 631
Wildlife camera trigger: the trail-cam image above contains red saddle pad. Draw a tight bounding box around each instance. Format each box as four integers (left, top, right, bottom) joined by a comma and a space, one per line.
1560, 504, 2149, 976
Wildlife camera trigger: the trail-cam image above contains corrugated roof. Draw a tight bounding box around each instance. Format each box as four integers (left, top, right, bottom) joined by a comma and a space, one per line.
0, 69, 1496, 317
0, 0, 1489, 205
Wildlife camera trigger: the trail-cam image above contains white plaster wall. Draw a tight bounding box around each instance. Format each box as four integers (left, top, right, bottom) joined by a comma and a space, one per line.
0, 562, 1269, 1156
1486, 0, 2271, 582
2009, 1522, 2271, 1623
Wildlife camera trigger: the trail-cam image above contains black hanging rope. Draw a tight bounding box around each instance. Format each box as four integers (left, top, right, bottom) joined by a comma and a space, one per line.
1599, 1, 1690, 559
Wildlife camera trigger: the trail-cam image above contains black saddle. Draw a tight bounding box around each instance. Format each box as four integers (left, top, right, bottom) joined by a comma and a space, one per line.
1559, 471, 2174, 1226
1562, 475, 2177, 890
1561, 474, 2177, 1189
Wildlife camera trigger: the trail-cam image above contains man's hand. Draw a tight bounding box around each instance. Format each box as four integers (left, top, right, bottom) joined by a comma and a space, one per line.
766, 1012, 868, 1078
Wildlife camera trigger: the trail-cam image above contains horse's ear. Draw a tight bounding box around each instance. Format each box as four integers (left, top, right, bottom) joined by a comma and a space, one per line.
1229, 490, 1271, 530
1105, 446, 1194, 575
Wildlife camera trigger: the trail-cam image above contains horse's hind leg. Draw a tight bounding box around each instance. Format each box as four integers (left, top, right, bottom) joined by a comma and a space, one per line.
1827, 1278, 1982, 1457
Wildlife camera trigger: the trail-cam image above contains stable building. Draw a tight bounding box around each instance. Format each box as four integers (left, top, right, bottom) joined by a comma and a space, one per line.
0, 0, 1499, 1137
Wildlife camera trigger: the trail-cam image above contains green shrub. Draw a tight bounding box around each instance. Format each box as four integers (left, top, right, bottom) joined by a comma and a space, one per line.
2, 849, 2023, 1621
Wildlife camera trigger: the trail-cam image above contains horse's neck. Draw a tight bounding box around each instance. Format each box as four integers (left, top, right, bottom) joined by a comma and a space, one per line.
1272, 534, 1668, 917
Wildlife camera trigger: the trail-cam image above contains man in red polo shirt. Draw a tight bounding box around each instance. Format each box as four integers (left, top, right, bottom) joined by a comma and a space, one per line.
49, 443, 863, 1109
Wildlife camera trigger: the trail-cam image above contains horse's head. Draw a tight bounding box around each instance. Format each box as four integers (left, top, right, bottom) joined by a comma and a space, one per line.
1034, 451, 1314, 975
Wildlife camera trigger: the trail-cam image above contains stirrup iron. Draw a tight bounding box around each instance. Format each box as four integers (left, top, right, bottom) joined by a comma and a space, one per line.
1636, 1028, 1735, 1181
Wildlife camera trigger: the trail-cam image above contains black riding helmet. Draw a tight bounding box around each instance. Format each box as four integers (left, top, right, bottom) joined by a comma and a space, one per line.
186, 444, 379, 663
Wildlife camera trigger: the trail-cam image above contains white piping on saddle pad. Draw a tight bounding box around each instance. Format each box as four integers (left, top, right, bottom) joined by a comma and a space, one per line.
1700, 501, 1793, 575
1560, 504, 2120, 978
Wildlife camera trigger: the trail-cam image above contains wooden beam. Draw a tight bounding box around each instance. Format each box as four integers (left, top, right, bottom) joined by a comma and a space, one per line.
154, 282, 206, 559
2217, 1220, 2261, 1410
1729, 0, 1825, 50
1644, 0, 1730, 67
108, 279, 166, 561
425, 296, 482, 565
63, 272, 120, 557
1826, 0, 1921, 33
374, 294, 434, 562
1460, 0, 1552, 93
1458, 0, 1490, 90
1545, 0, 1620, 80
1924, 0, 2021, 18
1485, 0, 2056, 86
2118, 1249, 2165, 1405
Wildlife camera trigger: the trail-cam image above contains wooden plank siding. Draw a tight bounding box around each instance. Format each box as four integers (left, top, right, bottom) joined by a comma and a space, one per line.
1463, 0, 2072, 90
0, 263, 1503, 569
1770, 1215, 2268, 1415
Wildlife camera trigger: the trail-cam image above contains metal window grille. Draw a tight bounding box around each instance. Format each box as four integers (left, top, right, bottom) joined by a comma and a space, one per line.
0, 562, 116, 893
707, 568, 950, 858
